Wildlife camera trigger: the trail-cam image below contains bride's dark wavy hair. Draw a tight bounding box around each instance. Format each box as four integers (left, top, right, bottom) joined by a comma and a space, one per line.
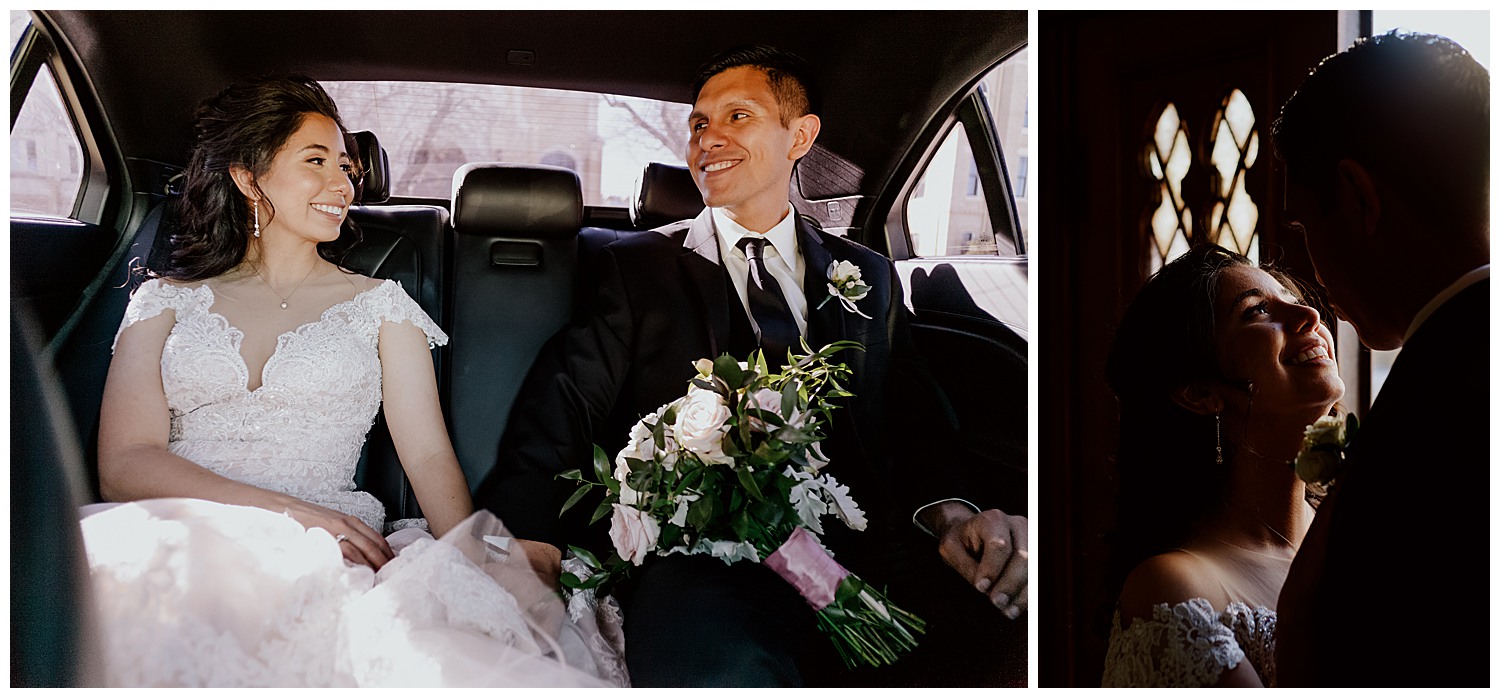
160, 74, 361, 281
1102, 244, 1320, 596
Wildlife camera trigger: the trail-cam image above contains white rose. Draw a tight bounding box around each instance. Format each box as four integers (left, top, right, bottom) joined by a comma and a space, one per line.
751, 387, 809, 431
673, 387, 731, 462
609, 504, 660, 566
827, 260, 869, 301
615, 464, 640, 506
616, 420, 656, 469
830, 259, 862, 284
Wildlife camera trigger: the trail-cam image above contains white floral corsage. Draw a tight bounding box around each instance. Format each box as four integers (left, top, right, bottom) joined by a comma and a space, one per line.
1293, 413, 1358, 497
819, 260, 873, 319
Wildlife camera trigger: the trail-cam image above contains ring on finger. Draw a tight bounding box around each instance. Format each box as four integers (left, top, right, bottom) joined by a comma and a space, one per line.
335, 533, 349, 544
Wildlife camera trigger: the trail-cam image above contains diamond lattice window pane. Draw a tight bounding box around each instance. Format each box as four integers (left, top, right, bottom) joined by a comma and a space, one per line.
1207, 89, 1259, 262
1145, 103, 1194, 273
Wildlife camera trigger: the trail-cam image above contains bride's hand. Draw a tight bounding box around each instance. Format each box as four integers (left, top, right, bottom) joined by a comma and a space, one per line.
280, 498, 394, 570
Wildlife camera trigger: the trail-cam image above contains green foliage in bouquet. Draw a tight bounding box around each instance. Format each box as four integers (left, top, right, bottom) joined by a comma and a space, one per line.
556, 339, 925, 669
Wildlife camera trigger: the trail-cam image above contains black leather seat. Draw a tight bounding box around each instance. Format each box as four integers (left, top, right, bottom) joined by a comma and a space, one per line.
576, 162, 703, 314
342, 130, 452, 522
446, 163, 583, 490
628, 162, 703, 230
11, 303, 98, 686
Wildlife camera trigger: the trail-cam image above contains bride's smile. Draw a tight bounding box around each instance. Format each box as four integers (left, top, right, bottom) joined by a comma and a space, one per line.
1213, 265, 1344, 416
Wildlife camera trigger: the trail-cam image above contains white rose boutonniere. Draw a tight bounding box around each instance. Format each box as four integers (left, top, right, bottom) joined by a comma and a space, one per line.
819, 260, 873, 319
1293, 413, 1359, 497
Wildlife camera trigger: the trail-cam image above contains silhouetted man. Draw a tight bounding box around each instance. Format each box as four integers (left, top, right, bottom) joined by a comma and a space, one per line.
1273, 31, 1489, 687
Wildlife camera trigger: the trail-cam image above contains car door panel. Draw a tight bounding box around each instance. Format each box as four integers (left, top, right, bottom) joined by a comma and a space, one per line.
11, 219, 116, 339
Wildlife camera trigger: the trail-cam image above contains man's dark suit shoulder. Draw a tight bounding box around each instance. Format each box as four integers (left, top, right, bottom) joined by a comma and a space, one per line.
1312, 278, 1488, 686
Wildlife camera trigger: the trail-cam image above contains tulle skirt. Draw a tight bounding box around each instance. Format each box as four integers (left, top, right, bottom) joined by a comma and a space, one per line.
78, 499, 628, 687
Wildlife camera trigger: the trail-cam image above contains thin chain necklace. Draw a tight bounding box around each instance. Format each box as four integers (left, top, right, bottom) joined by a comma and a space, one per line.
254, 261, 318, 310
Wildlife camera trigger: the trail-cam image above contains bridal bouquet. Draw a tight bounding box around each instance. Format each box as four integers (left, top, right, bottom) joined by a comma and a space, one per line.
558, 340, 925, 669
1293, 412, 1359, 497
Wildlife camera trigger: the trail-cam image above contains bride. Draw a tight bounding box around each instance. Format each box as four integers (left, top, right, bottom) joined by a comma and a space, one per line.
1099, 244, 1344, 687
89, 74, 624, 687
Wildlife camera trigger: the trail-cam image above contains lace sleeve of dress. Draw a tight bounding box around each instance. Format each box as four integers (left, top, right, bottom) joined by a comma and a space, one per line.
1101, 598, 1247, 688
112, 278, 195, 352
371, 279, 449, 349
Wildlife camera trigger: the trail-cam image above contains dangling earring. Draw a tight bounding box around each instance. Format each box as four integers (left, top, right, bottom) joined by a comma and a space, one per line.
1215, 413, 1224, 465
253, 199, 261, 238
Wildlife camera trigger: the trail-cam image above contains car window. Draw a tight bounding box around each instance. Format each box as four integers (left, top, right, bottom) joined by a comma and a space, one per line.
322, 81, 691, 206
904, 47, 1029, 257
11, 9, 29, 54
10, 60, 85, 219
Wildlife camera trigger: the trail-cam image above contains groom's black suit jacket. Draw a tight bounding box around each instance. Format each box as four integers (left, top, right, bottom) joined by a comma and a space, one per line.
478, 207, 956, 564
1296, 279, 1488, 686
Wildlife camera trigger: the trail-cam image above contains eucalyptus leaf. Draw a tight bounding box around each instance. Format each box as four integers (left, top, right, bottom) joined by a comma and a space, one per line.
559, 485, 591, 515
731, 507, 755, 540
713, 354, 744, 386
737, 467, 764, 500
590, 497, 615, 524
835, 575, 864, 604
592, 444, 612, 483
568, 545, 603, 570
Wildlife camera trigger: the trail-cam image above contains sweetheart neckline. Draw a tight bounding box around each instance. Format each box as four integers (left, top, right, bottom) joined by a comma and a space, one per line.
176, 279, 389, 394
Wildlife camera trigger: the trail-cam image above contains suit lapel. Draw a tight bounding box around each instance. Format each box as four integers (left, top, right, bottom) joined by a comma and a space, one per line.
797, 218, 845, 348
678, 208, 732, 358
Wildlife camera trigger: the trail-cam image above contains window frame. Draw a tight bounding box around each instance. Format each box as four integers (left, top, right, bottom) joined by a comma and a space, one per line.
885, 54, 1026, 261
10, 12, 109, 224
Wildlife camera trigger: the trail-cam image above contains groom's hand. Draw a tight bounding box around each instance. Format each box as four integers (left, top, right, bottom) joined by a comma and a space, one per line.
925, 504, 1028, 619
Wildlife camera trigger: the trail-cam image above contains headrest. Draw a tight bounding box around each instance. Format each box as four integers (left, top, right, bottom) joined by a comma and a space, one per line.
451, 163, 582, 240
346, 130, 390, 205
630, 162, 704, 229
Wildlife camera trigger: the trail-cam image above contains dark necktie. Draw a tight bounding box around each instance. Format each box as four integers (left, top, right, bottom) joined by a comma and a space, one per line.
736, 236, 800, 360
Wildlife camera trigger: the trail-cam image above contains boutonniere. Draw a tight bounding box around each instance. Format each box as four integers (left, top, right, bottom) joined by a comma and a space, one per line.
1293, 413, 1358, 497
818, 260, 873, 319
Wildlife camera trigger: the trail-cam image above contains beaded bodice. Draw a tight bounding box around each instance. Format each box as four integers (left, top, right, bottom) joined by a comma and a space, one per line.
115, 278, 447, 532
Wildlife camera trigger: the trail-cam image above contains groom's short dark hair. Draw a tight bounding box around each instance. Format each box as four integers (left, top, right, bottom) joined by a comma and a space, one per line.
1272, 31, 1489, 234
691, 45, 821, 126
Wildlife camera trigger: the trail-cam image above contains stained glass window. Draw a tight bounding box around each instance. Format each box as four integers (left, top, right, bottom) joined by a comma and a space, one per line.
1145, 103, 1193, 273
1208, 89, 1260, 263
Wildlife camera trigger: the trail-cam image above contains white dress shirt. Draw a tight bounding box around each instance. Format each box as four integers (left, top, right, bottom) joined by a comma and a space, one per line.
1404, 264, 1489, 342
712, 205, 809, 338
714, 205, 981, 535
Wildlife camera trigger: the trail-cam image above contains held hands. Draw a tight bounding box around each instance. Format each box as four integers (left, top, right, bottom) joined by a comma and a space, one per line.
925, 503, 1029, 619
514, 539, 563, 589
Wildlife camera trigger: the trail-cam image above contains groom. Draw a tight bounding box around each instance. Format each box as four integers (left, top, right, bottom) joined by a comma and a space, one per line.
479, 45, 1027, 686
1272, 32, 1488, 687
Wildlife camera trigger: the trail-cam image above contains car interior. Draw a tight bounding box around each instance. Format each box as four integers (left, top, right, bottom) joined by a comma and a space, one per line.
12, 10, 1029, 686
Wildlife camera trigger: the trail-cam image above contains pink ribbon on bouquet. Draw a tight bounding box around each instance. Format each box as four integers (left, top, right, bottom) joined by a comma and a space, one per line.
763, 527, 850, 610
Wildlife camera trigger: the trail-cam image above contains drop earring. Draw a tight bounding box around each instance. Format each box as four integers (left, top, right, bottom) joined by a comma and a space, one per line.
1215, 413, 1223, 466
253, 199, 261, 238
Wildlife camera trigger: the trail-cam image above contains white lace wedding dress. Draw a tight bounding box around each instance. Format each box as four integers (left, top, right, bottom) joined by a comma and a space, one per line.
1100, 547, 1283, 687
81, 278, 628, 687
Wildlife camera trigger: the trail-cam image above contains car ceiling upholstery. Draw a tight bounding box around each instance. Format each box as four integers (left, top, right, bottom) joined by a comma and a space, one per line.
39, 10, 1025, 203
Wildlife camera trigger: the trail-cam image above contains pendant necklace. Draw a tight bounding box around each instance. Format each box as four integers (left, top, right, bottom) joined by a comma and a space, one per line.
256, 262, 317, 310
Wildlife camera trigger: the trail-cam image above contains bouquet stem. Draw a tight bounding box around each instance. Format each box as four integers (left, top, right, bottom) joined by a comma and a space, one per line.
763, 528, 925, 668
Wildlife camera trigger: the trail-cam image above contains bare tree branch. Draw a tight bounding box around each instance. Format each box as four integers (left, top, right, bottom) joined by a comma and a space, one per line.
603, 95, 687, 158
